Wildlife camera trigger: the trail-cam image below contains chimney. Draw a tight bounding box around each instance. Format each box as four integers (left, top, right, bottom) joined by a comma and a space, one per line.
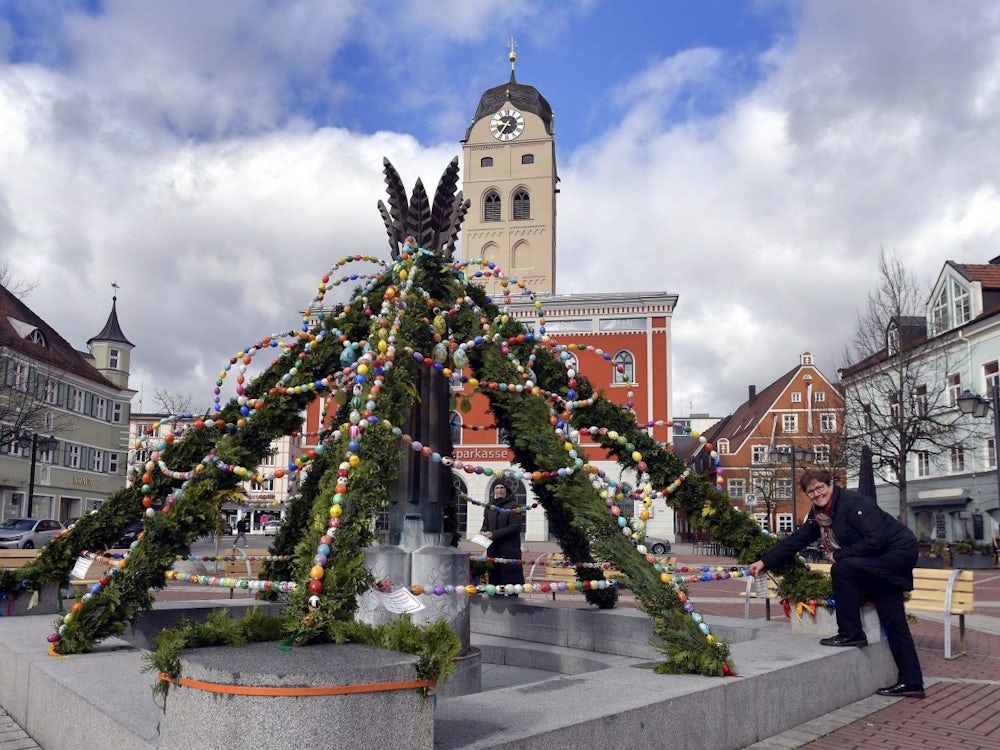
748, 385, 757, 403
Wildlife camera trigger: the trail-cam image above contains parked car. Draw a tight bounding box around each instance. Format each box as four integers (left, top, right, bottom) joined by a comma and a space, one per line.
0, 518, 65, 549
263, 520, 281, 536
115, 520, 144, 548
645, 537, 672, 555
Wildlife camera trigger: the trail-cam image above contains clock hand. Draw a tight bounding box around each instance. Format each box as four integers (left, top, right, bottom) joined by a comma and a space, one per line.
498, 119, 510, 134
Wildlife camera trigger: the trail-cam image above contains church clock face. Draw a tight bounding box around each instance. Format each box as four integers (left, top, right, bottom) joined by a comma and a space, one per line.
490, 108, 525, 141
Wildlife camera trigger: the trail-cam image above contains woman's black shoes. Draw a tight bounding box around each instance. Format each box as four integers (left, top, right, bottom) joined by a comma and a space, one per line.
876, 683, 925, 699
819, 633, 868, 647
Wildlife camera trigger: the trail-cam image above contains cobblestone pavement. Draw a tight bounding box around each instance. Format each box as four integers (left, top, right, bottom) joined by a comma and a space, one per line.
3, 545, 998, 749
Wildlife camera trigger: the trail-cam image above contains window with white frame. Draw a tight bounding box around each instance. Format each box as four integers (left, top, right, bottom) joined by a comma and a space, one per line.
728, 478, 745, 498
109, 348, 120, 368
450, 411, 462, 445
947, 373, 962, 406
109, 452, 120, 474
813, 445, 830, 464
987, 438, 996, 469
751, 471, 773, 496
929, 278, 972, 334
820, 413, 836, 432
44, 379, 58, 404
716, 438, 729, 454
775, 477, 792, 498
814, 391, 826, 403
68, 444, 81, 469
260, 452, 275, 466
782, 414, 798, 433
751, 445, 768, 464
95, 397, 107, 420
753, 513, 770, 531
777, 514, 793, 533
915, 384, 928, 416
986, 361, 999, 394
612, 351, 634, 385
916, 450, 930, 477
13, 362, 28, 391
950, 445, 966, 473
92, 450, 104, 472
71, 387, 84, 412
791, 392, 802, 403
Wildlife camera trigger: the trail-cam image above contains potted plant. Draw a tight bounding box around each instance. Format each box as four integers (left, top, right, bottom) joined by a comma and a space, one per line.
916, 539, 947, 569
951, 539, 992, 569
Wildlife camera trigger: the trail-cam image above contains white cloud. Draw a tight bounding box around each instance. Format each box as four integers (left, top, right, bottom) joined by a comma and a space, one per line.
4, 0, 1000, 422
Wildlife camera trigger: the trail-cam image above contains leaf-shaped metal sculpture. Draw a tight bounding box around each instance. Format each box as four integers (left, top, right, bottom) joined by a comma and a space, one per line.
431, 157, 462, 251
405, 179, 433, 249
377, 201, 400, 259
380, 157, 469, 258
443, 193, 469, 259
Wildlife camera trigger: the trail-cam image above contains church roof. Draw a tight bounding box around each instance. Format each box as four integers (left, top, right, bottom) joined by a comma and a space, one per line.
465, 72, 554, 140
87, 296, 134, 347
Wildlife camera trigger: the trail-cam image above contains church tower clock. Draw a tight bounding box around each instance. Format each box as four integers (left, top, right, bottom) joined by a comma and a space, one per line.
461, 41, 558, 295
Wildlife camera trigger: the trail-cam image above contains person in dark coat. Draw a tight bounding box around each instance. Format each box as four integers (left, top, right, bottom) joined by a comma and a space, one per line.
480, 483, 525, 591
748, 468, 924, 699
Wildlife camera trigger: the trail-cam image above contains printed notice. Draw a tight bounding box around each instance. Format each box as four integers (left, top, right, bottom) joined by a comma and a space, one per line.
71, 557, 94, 580
754, 574, 771, 598
470, 533, 492, 549
373, 587, 426, 614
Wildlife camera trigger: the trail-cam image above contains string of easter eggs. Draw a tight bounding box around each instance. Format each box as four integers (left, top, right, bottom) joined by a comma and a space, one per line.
133, 249, 722, 646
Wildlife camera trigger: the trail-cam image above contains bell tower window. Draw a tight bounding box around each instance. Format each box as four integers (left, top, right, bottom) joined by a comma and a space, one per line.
513, 190, 530, 220
484, 191, 501, 222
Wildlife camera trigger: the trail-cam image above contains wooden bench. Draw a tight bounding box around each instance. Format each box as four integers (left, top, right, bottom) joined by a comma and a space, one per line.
526, 552, 669, 599
0, 549, 41, 569
807, 562, 975, 659
526, 553, 579, 598
222, 548, 270, 598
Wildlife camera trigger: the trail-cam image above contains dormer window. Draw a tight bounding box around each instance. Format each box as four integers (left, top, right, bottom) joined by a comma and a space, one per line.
928, 277, 971, 335
6, 317, 46, 347
887, 321, 901, 354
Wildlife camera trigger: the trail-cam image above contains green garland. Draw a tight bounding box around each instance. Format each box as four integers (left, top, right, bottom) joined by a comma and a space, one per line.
0, 242, 816, 681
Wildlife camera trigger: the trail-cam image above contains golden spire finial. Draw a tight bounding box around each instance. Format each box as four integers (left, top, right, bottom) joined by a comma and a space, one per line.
508, 37, 517, 72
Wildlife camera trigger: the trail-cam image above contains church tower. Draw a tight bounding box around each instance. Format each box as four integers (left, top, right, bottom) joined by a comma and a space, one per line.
461, 41, 558, 295
86, 288, 134, 390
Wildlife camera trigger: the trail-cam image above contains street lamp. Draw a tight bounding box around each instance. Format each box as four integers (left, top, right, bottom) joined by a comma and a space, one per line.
957, 385, 1000, 510
17, 433, 59, 518
769, 446, 815, 530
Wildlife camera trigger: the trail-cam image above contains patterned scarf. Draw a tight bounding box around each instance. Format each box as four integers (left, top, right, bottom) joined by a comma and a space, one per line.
813, 493, 840, 562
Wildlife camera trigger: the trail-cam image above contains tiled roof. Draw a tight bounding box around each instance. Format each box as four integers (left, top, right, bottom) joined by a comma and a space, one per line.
0, 285, 119, 388
955, 263, 1000, 288
703, 365, 800, 451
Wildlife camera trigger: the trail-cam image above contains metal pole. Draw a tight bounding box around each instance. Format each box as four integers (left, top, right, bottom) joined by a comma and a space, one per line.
993, 383, 1000, 510
790, 447, 797, 530
26, 434, 39, 518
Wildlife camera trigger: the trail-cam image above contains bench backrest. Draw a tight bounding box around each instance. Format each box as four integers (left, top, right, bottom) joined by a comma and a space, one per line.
908, 567, 975, 610
0, 549, 41, 569
223, 548, 270, 580
808, 562, 975, 607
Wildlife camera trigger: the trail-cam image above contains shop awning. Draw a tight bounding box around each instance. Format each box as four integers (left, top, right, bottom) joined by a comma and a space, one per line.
909, 489, 969, 509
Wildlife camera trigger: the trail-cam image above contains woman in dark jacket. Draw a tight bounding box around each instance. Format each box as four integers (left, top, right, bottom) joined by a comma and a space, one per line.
749, 468, 924, 699
480, 483, 525, 589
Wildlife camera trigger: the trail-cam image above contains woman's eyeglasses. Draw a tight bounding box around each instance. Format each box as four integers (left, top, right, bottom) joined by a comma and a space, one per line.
805, 486, 827, 497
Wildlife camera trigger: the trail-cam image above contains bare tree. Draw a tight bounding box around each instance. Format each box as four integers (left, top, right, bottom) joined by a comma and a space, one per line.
0, 366, 71, 446
0, 263, 38, 299
839, 249, 968, 527
153, 387, 192, 415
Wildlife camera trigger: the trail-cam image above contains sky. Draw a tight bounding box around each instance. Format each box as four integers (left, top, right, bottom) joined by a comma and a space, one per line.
3, 0, 1000, 420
